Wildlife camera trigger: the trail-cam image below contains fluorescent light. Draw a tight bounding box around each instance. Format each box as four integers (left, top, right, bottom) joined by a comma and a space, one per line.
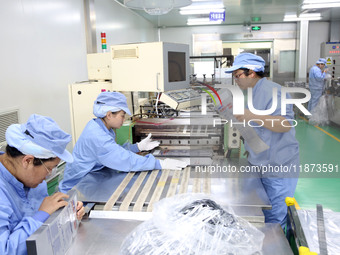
302, 3, 340, 8
180, 8, 224, 15
187, 18, 222, 25
300, 13, 321, 18
180, 3, 224, 10
283, 13, 321, 21
303, 0, 340, 3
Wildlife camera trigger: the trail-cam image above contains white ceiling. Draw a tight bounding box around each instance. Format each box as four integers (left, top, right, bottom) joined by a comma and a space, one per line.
117, 0, 340, 27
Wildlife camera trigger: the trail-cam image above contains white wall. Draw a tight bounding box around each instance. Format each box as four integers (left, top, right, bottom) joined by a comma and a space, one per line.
95, 0, 157, 51
160, 23, 297, 55
159, 25, 244, 55
307, 22, 330, 70
0, 0, 156, 150
0, 0, 87, 133
330, 21, 340, 42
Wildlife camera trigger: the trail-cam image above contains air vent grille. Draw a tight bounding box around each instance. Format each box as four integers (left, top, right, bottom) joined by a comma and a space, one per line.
112, 47, 138, 59
0, 110, 19, 144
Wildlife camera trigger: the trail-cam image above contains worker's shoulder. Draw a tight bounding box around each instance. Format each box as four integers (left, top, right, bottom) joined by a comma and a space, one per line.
310, 65, 319, 72
77, 119, 113, 145
258, 78, 282, 90
81, 119, 105, 136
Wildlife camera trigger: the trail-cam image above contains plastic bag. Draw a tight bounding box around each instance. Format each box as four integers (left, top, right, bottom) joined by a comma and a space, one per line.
119, 194, 265, 255
309, 95, 329, 125
297, 209, 340, 254
215, 88, 269, 154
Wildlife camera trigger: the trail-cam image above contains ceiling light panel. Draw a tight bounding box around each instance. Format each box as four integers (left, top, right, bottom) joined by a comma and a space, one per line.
124, 0, 192, 15
187, 17, 222, 25
180, 1, 224, 10
180, 8, 225, 15
283, 13, 322, 21
303, 0, 340, 3
302, 3, 340, 8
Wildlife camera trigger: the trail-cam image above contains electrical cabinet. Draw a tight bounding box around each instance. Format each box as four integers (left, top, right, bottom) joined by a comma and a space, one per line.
321, 42, 340, 78
69, 82, 113, 146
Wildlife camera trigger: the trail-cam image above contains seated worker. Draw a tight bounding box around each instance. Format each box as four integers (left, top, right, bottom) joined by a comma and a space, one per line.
225, 53, 299, 230
59, 92, 188, 193
0, 114, 85, 255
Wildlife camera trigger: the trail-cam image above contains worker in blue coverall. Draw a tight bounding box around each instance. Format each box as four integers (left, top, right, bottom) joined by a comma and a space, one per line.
225, 53, 300, 229
308, 58, 328, 112
59, 92, 188, 193
0, 114, 85, 255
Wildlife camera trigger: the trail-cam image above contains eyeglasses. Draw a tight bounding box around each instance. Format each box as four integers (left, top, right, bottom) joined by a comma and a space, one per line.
233, 71, 246, 79
39, 159, 57, 176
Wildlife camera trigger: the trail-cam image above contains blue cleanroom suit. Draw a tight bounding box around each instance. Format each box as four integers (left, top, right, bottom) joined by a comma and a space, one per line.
246, 78, 300, 229
59, 118, 162, 193
0, 152, 50, 255
308, 65, 325, 112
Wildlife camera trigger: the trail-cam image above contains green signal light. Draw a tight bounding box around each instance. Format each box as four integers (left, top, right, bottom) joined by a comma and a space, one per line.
252, 17, 261, 22
251, 26, 261, 31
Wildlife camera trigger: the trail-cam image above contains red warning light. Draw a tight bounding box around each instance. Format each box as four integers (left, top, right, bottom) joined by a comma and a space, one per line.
101, 32, 107, 53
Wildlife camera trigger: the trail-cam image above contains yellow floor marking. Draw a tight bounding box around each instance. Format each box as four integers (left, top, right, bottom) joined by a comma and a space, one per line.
300, 116, 340, 143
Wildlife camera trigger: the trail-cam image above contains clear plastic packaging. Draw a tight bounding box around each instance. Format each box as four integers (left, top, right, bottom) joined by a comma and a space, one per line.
215, 89, 269, 154
309, 95, 329, 126
297, 209, 340, 254
120, 194, 265, 255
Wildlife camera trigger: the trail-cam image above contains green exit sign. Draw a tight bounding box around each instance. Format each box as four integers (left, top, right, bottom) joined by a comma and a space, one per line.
252, 17, 261, 22
251, 26, 261, 31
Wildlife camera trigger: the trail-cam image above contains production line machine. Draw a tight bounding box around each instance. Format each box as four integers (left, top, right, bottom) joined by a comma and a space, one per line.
321, 42, 340, 126
27, 41, 294, 254
325, 78, 340, 126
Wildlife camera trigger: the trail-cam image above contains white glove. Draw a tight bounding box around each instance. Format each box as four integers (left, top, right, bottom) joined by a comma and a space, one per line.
160, 158, 188, 170
137, 133, 160, 151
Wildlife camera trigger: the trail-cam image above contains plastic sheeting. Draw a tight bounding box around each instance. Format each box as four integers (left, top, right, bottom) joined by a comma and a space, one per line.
120, 194, 265, 255
297, 209, 340, 254
215, 89, 269, 154
309, 95, 330, 126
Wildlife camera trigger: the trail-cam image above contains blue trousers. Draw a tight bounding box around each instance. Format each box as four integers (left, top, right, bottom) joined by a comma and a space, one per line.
261, 177, 298, 229
308, 89, 322, 112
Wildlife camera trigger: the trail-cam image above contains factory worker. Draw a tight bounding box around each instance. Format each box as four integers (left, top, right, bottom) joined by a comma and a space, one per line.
225, 53, 299, 230
0, 114, 85, 255
308, 58, 328, 112
59, 92, 187, 193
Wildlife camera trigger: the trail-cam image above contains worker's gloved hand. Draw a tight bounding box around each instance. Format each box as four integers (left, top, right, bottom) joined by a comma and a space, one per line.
160, 158, 188, 170
137, 133, 160, 151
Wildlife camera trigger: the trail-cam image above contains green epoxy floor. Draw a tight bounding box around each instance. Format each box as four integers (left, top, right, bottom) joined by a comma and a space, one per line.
294, 118, 340, 212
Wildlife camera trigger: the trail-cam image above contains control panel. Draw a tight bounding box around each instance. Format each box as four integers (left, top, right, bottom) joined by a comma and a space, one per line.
225, 123, 240, 149
321, 42, 340, 79
159, 89, 201, 110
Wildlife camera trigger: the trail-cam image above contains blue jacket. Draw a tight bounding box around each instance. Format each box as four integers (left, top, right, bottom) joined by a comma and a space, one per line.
244, 78, 300, 229
59, 118, 161, 193
0, 153, 49, 255
246, 78, 300, 167
309, 65, 325, 90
